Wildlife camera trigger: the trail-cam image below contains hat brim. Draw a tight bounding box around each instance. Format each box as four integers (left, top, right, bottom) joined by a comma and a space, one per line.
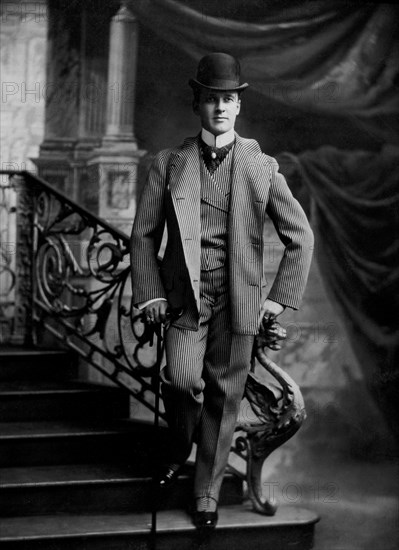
189, 78, 249, 92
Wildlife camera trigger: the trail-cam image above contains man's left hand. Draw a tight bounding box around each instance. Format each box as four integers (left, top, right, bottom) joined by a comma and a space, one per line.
258, 298, 285, 329
258, 299, 286, 350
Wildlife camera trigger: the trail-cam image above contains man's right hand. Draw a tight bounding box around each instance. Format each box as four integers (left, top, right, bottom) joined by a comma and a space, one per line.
143, 300, 170, 325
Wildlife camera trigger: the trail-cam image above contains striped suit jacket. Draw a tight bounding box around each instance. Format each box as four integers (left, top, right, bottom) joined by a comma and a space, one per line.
130, 133, 314, 334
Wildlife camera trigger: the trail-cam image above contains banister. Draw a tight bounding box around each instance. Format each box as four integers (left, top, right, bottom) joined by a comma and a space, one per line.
2, 170, 129, 243
0, 170, 306, 516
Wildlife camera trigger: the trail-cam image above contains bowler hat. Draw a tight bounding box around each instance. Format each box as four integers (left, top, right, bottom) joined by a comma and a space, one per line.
189, 52, 249, 92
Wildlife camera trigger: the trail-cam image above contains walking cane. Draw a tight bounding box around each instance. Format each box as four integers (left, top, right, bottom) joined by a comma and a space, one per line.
150, 320, 163, 550
149, 308, 183, 550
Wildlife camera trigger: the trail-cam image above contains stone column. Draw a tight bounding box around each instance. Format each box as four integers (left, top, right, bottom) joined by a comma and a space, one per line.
104, 2, 138, 143
32, 0, 114, 208
88, 2, 145, 234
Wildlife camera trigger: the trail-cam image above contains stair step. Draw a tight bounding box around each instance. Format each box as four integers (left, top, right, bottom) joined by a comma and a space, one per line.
0, 380, 130, 421
0, 347, 318, 549
0, 419, 170, 467
0, 463, 242, 515
0, 348, 77, 381
0, 504, 319, 550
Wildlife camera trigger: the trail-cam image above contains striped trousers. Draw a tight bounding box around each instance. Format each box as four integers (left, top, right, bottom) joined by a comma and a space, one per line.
160, 266, 254, 502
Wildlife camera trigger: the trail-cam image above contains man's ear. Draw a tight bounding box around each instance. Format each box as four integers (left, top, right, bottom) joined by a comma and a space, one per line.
192, 100, 200, 115
236, 99, 241, 115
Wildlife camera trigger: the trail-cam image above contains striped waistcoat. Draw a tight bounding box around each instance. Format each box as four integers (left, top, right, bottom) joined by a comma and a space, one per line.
200, 148, 233, 271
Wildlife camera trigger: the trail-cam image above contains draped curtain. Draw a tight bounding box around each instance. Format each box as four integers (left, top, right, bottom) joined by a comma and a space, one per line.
278, 147, 399, 436
130, 0, 399, 142
129, 0, 399, 430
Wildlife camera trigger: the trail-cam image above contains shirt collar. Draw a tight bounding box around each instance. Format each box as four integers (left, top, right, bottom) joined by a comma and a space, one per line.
201, 128, 235, 148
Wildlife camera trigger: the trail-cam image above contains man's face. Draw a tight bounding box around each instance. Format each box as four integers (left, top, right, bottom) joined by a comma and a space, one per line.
194, 89, 241, 136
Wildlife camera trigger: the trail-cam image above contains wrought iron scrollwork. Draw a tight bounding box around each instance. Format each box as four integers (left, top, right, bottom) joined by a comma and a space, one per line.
33, 185, 162, 387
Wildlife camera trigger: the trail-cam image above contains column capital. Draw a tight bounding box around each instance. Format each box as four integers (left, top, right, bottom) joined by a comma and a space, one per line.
114, 2, 137, 22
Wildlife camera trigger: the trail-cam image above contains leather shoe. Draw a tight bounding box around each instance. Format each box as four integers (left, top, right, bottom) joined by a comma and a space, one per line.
157, 465, 181, 491
192, 510, 218, 530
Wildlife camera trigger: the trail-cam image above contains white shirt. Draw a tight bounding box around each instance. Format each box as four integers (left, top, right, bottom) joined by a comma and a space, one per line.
201, 127, 235, 147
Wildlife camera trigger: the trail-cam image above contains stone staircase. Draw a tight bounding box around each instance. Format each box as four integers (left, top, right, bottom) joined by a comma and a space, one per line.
0, 347, 318, 549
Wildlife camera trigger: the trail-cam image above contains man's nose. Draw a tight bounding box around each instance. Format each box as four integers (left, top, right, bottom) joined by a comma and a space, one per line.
215, 100, 225, 112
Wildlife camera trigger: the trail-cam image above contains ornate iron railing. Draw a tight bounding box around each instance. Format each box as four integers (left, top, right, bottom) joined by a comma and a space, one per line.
0, 170, 306, 515
0, 176, 17, 343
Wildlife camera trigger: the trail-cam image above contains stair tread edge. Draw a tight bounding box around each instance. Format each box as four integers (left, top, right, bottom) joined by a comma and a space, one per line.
0, 505, 320, 540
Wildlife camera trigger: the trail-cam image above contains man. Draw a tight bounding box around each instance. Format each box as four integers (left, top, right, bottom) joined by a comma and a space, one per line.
130, 52, 313, 530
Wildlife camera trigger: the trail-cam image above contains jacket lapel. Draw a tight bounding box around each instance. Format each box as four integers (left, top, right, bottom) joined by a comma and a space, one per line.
229, 134, 270, 239
169, 137, 201, 305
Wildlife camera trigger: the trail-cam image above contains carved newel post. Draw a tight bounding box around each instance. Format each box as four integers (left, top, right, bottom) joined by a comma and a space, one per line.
88, 2, 145, 234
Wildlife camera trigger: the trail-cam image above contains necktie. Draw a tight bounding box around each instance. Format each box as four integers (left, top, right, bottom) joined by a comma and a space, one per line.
200, 139, 234, 175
